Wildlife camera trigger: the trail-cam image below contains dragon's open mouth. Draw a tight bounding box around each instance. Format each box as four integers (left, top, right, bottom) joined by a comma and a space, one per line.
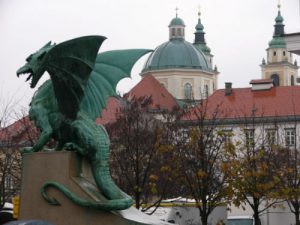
17, 67, 34, 87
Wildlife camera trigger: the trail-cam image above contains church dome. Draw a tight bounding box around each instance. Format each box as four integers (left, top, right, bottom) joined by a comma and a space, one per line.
142, 38, 211, 73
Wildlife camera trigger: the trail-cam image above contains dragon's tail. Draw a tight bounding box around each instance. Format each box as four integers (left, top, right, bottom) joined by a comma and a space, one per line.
41, 181, 133, 211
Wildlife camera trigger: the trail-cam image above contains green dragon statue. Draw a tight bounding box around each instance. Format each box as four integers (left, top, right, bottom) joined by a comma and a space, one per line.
17, 36, 151, 211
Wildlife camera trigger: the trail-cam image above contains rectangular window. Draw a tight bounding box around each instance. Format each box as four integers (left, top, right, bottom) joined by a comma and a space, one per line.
245, 129, 254, 147
266, 129, 276, 146
285, 128, 296, 147
222, 130, 232, 144
172, 28, 176, 36
177, 28, 182, 36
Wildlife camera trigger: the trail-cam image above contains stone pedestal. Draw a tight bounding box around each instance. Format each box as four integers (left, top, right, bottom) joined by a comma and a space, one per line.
19, 151, 168, 225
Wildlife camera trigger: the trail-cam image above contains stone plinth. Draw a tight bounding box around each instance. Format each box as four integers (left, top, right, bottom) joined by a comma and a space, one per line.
19, 151, 168, 225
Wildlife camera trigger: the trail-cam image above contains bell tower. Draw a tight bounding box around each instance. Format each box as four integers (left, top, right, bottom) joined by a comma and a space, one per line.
261, 3, 298, 86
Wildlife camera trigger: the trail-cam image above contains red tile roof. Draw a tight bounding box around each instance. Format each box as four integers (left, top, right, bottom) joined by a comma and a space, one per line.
182, 86, 300, 121
0, 117, 38, 147
125, 75, 179, 111
96, 97, 123, 125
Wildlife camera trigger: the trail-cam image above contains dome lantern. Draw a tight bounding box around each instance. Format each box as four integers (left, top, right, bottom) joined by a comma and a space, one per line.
168, 7, 185, 40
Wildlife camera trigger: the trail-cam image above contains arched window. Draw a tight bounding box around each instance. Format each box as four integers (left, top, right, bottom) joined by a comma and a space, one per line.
271, 74, 280, 86
184, 83, 193, 99
273, 51, 277, 56
291, 75, 295, 86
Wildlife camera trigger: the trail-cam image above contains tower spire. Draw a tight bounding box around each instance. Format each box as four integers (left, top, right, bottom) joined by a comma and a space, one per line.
268, 2, 285, 48
274, 0, 284, 37
194, 7, 205, 45
193, 7, 212, 57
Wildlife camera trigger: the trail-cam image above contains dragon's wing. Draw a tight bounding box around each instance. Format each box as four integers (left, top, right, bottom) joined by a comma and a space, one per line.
46, 36, 106, 119
80, 49, 152, 120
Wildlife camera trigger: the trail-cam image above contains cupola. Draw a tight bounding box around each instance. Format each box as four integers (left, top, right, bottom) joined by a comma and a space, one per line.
168, 8, 185, 40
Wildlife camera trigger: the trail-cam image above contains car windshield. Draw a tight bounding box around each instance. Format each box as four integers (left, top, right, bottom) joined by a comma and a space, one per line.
226, 218, 253, 225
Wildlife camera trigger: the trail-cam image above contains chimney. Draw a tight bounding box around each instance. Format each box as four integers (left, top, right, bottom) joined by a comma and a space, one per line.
225, 82, 232, 96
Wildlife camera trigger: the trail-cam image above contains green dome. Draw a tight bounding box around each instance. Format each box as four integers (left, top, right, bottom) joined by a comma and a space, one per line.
169, 17, 185, 27
142, 39, 211, 72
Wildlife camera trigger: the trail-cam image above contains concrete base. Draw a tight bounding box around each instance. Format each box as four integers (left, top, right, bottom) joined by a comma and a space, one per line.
19, 151, 169, 225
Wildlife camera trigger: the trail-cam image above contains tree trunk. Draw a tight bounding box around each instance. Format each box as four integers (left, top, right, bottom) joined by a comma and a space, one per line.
199, 205, 208, 225
200, 212, 208, 225
295, 211, 300, 225
135, 192, 140, 209
293, 202, 300, 225
253, 212, 261, 225
253, 198, 261, 225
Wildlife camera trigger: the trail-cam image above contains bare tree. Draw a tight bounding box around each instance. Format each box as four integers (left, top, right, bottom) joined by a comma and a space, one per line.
0, 90, 41, 212
106, 96, 179, 212
175, 100, 231, 225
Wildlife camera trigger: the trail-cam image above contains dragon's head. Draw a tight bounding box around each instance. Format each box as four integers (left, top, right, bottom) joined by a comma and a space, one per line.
17, 41, 55, 88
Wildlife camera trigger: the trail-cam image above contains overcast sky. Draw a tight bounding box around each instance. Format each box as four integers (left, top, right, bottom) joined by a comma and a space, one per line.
0, 0, 300, 110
